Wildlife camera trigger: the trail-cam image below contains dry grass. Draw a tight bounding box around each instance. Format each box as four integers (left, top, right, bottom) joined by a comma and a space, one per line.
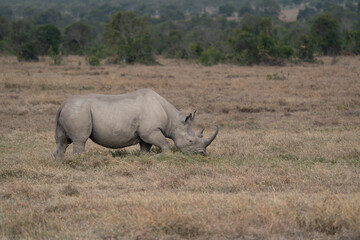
1, 56, 360, 239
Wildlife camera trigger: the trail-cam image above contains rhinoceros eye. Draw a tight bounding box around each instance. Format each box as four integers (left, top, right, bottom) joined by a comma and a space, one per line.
189, 140, 193, 143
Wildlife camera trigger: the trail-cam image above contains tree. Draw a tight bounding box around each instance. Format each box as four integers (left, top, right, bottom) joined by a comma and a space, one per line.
256, 0, 281, 18
296, 34, 315, 62
165, 29, 184, 58
345, 1, 356, 11
17, 42, 38, 62
85, 4, 118, 23
22, 7, 41, 18
0, 16, 9, 41
64, 22, 91, 55
259, 18, 274, 36
10, 20, 32, 50
293, 0, 303, 5
258, 31, 277, 56
0, 5, 13, 20
103, 11, 154, 64
240, 14, 261, 35
228, 29, 259, 65
345, 30, 360, 54
311, 14, 342, 55
33, 9, 62, 26
159, 5, 185, 21
297, 7, 317, 21
238, 6, 255, 17
219, 4, 235, 17
32, 24, 61, 55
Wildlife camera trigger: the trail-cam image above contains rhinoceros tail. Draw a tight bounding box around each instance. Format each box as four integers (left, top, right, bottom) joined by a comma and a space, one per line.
55, 103, 63, 126
54, 103, 71, 144
54, 103, 71, 160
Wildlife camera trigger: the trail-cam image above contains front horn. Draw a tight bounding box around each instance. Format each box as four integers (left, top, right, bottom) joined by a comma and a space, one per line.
204, 127, 219, 147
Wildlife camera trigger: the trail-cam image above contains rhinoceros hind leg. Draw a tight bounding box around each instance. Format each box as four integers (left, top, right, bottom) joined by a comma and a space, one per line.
140, 130, 170, 153
73, 141, 86, 154
140, 142, 152, 153
54, 124, 70, 160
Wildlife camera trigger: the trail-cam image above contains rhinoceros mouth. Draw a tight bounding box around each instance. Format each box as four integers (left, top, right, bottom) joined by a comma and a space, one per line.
198, 150, 206, 156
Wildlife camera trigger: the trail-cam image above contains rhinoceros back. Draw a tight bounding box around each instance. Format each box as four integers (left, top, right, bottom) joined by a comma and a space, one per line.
57, 89, 175, 149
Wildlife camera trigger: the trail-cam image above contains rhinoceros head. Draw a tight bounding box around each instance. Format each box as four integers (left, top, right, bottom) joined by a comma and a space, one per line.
174, 111, 219, 155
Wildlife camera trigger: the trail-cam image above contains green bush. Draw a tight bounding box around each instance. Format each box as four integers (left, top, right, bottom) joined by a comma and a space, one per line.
87, 44, 113, 59
199, 46, 222, 66
257, 31, 281, 64
17, 43, 38, 62
228, 30, 259, 65
48, 45, 61, 65
266, 71, 289, 80
296, 35, 315, 62
345, 30, 360, 54
188, 42, 204, 59
257, 31, 277, 57
175, 49, 188, 59
86, 55, 100, 66
278, 45, 294, 59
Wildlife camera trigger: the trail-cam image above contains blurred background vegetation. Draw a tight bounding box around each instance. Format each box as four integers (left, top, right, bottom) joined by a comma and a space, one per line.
0, 0, 359, 65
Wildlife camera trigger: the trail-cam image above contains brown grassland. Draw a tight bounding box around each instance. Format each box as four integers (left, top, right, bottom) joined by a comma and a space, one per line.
0, 55, 360, 239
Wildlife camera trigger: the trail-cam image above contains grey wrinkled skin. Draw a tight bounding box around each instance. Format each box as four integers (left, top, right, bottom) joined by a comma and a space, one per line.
53, 89, 219, 160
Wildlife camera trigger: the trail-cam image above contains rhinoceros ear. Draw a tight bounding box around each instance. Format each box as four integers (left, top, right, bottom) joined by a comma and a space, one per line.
184, 110, 197, 124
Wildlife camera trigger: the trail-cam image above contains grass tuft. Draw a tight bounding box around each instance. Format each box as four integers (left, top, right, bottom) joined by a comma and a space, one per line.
61, 184, 80, 197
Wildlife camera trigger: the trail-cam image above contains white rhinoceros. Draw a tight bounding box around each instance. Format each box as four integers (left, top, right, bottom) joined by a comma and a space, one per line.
53, 89, 218, 160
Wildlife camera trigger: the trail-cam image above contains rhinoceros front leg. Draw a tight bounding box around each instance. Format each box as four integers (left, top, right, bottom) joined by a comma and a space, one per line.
139, 130, 170, 153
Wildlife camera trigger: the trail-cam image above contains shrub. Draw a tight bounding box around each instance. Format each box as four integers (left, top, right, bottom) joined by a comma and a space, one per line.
87, 44, 113, 59
267, 71, 289, 80
17, 43, 38, 62
199, 46, 223, 66
228, 30, 259, 65
257, 32, 282, 64
188, 42, 204, 59
175, 49, 188, 59
345, 30, 360, 54
278, 45, 294, 59
257, 31, 277, 57
48, 45, 61, 65
296, 34, 315, 62
86, 56, 100, 66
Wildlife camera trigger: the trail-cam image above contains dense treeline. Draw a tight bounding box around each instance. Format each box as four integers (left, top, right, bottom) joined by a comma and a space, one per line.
0, 0, 359, 65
